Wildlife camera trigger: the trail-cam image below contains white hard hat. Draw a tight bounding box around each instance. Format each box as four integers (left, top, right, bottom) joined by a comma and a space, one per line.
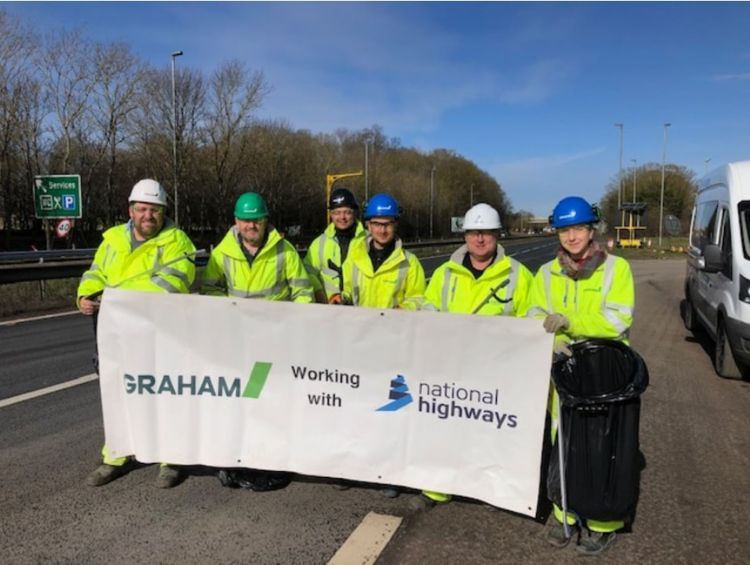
129, 179, 167, 206
463, 203, 501, 230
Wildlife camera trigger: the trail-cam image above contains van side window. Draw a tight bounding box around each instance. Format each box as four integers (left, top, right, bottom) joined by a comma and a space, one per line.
691, 200, 719, 251
739, 202, 750, 261
719, 210, 732, 280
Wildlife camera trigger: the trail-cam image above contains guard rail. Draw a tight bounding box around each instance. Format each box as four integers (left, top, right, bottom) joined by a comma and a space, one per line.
0, 238, 469, 284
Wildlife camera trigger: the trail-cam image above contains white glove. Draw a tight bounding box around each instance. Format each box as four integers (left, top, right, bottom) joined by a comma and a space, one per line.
553, 341, 573, 357
543, 313, 570, 333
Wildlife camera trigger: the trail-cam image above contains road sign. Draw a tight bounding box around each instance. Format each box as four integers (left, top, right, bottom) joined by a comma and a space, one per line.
55, 219, 74, 238
33, 175, 82, 219
451, 217, 464, 233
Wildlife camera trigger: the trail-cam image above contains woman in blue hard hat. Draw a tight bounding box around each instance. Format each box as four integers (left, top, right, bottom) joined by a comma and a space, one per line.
527, 196, 635, 555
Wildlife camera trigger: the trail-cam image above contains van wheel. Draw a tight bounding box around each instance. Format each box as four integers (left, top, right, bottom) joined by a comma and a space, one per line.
681, 295, 700, 333
714, 320, 743, 379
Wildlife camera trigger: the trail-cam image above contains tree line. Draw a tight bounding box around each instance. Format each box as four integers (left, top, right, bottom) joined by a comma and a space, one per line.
599, 163, 697, 237
0, 10, 511, 250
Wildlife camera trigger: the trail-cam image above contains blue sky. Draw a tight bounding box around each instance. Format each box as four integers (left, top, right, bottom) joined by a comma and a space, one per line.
5, 2, 750, 215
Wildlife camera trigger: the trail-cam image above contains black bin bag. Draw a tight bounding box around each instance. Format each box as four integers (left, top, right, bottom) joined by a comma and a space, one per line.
547, 339, 649, 523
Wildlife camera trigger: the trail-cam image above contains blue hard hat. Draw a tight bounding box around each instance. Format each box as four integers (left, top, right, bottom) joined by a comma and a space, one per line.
549, 196, 599, 228
364, 193, 400, 219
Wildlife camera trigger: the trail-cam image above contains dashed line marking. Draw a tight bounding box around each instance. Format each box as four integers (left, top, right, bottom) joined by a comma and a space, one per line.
327, 511, 402, 565
0, 310, 78, 327
0, 373, 98, 409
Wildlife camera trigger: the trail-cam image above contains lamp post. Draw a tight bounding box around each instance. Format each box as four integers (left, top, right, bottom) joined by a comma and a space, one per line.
430, 165, 436, 239
171, 50, 183, 226
614, 123, 623, 210
364, 139, 369, 202
658, 123, 671, 248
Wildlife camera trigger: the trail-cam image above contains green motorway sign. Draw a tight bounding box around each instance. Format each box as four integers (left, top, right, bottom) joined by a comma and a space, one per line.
33, 175, 82, 219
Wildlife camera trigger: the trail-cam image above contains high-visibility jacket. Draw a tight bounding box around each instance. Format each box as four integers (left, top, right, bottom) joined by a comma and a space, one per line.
304, 221, 366, 299
342, 236, 425, 310
529, 254, 634, 533
423, 244, 533, 316
201, 227, 313, 303
527, 254, 634, 345
77, 220, 196, 306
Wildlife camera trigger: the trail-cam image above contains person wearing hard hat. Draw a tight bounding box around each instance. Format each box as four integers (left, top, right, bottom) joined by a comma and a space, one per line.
78, 178, 197, 489
336, 193, 425, 498
304, 187, 366, 304
336, 193, 425, 312
200, 192, 313, 303
527, 196, 634, 555
413, 203, 534, 510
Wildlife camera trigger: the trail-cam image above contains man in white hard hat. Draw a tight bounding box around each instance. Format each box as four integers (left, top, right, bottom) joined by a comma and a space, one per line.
77, 178, 196, 489
415, 202, 534, 509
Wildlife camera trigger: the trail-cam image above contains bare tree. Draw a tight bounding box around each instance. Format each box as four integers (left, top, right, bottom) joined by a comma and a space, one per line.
132, 65, 206, 223
90, 41, 143, 225
203, 60, 268, 228
0, 10, 36, 241
39, 30, 95, 173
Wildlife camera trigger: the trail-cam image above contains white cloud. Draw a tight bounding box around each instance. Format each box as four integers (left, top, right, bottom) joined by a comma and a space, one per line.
192, 4, 575, 135
710, 72, 750, 81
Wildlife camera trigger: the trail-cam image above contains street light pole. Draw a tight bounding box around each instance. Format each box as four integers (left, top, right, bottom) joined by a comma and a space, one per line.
171, 50, 183, 226
364, 139, 369, 202
658, 123, 671, 248
430, 165, 436, 239
615, 123, 623, 210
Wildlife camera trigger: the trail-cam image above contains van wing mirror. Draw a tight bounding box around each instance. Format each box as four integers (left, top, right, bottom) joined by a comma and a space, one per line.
702, 243, 725, 273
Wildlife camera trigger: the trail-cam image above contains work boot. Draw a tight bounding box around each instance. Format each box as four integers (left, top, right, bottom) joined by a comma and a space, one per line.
408, 494, 437, 512
86, 462, 131, 487
544, 521, 576, 548
154, 465, 181, 489
576, 530, 616, 555
380, 486, 400, 499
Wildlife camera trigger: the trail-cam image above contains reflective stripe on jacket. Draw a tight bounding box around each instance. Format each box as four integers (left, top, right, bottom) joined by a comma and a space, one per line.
201, 227, 313, 303
304, 221, 366, 298
527, 254, 634, 344
342, 236, 426, 310
423, 244, 533, 316
76, 220, 196, 305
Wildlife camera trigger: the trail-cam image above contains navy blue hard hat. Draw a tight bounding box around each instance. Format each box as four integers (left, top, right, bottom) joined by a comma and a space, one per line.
329, 187, 359, 210
364, 193, 400, 219
549, 196, 599, 228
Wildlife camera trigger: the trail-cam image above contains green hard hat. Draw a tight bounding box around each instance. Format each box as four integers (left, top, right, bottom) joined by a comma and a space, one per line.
234, 192, 269, 220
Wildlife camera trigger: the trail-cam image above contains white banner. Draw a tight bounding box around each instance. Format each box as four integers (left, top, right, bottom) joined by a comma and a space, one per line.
98, 288, 553, 516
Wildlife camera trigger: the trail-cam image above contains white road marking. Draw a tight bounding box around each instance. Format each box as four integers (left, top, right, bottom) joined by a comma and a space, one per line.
0, 310, 78, 327
328, 511, 402, 565
0, 373, 98, 409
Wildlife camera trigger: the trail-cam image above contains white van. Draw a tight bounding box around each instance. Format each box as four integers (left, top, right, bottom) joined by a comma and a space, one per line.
684, 160, 750, 379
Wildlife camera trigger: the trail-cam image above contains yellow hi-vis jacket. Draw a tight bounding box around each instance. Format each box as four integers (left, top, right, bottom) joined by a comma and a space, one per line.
422, 244, 533, 316
201, 227, 313, 303
527, 254, 634, 345
341, 236, 426, 310
304, 221, 366, 299
76, 220, 196, 306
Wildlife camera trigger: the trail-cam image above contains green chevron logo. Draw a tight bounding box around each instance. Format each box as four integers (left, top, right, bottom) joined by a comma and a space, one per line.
242, 361, 273, 398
